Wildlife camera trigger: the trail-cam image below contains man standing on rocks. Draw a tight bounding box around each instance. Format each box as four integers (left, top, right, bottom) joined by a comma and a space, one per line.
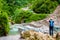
49, 19, 54, 36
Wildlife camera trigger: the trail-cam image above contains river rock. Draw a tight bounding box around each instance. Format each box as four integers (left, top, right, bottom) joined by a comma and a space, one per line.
20, 30, 54, 40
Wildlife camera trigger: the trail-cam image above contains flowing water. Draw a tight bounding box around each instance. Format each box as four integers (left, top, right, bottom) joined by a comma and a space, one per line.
9, 24, 60, 35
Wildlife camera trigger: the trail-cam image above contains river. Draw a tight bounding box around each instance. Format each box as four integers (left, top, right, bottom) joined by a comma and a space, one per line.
9, 24, 60, 35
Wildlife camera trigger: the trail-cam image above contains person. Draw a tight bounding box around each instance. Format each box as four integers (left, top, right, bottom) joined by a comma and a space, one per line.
49, 19, 54, 36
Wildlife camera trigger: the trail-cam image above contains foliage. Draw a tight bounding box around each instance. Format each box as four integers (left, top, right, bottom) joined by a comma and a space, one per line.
27, 14, 47, 22
13, 9, 33, 23
5, 0, 34, 16
57, 0, 60, 4
51, 0, 60, 4
0, 11, 9, 36
13, 9, 47, 23
0, 0, 60, 16
31, 0, 58, 14
0, 0, 10, 16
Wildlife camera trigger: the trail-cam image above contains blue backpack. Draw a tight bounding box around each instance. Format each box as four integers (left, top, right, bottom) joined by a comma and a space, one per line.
49, 20, 54, 27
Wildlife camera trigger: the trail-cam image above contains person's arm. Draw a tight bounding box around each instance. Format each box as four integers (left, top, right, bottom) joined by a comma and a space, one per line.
49, 20, 50, 22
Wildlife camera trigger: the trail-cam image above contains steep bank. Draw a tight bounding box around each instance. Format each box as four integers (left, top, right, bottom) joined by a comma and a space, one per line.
28, 5, 60, 27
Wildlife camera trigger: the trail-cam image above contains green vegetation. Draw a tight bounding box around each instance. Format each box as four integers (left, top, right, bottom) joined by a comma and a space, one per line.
51, 0, 60, 4
13, 9, 47, 23
5, 0, 34, 16
31, 0, 58, 14
0, 11, 9, 36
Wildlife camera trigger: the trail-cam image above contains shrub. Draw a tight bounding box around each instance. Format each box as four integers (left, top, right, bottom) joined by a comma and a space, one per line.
57, 0, 60, 4
13, 9, 33, 23
0, 11, 9, 36
51, 0, 60, 4
13, 9, 48, 23
31, 0, 58, 14
25, 14, 48, 23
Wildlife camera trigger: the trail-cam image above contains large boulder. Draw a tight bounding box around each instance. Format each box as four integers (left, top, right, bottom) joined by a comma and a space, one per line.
20, 30, 54, 40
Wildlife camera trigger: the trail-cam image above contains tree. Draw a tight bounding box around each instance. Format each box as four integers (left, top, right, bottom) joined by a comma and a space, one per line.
0, 11, 9, 36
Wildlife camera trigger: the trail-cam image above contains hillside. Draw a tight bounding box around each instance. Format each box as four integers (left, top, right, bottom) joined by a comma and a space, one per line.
28, 5, 60, 27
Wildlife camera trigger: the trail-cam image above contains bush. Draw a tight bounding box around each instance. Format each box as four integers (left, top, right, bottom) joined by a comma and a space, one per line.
0, 11, 9, 36
13, 9, 33, 23
57, 0, 60, 4
13, 9, 48, 23
51, 0, 60, 4
25, 14, 48, 23
31, 0, 58, 14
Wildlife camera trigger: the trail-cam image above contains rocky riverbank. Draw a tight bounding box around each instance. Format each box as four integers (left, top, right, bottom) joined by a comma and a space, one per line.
20, 30, 56, 40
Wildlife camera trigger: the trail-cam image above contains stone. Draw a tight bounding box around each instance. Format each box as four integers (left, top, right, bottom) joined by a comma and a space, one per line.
56, 32, 60, 40
20, 30, 54, 40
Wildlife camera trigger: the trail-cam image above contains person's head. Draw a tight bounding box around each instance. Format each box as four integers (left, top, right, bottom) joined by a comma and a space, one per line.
50, 19, 52, 20
50, 17, 53, 20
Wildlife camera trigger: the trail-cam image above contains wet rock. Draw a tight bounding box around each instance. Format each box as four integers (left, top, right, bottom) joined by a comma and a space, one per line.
56, 32, 60, 40
11, 21, 15, 25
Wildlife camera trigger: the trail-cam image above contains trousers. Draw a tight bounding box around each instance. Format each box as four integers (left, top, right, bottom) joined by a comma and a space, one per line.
49, 26, 53, 36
